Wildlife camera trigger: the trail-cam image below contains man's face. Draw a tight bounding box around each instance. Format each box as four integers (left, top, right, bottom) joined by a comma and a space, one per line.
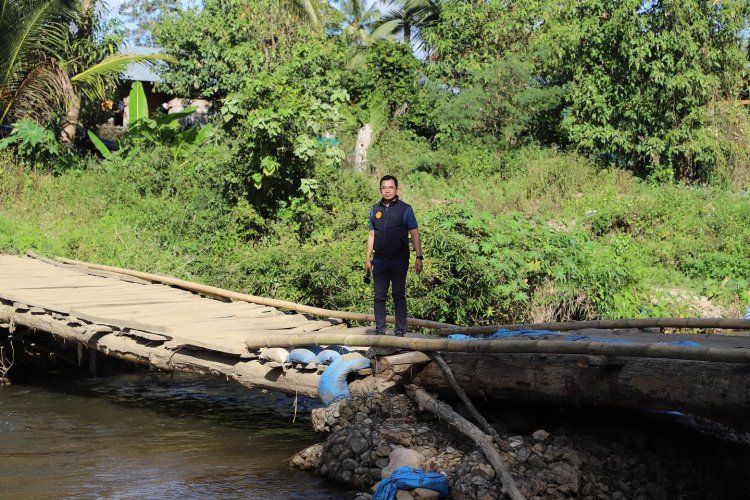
380, 180, 398, 202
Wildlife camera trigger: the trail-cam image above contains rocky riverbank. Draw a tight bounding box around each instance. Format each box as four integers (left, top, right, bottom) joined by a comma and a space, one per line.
291, 392, 750, 499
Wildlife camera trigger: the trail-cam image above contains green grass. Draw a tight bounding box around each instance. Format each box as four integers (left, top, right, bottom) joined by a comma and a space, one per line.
1, 141, 749, 326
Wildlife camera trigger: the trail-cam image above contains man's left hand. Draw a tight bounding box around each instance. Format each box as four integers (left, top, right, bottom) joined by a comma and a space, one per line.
415, 259, 423, 274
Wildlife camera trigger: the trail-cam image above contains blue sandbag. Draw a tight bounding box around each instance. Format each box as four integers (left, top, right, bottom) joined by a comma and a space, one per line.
287, 345, 324, 364
287, 348, 318, 364
317, 355, 371, 405
373, 467, 449, 500
313, 349, 342, 366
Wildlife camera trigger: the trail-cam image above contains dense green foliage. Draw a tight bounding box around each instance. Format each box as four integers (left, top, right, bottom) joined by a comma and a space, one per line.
154, 0, 347, 210
2, 0, 750, 326
422, 0, 750, 182
546, 0, 750, 181
3, 141, 750, 324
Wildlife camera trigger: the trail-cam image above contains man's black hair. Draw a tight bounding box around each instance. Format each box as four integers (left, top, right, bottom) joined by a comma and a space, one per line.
380, 175, 398, 188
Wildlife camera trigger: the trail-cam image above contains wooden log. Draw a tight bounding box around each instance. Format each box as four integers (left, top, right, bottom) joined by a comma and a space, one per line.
406, 385, 524, 500
411, 352, 750, 427
373, 351, 431, 382
374, 351, 431, 375
48, 255, 455, 330
244, 333, 750, 364
435, 317, 750, 336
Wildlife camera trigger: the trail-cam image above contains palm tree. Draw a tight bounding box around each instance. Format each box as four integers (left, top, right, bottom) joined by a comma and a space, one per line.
0, 0, 76, 124
59, 0, 174, 143
286, 0, 325, 27
337, 0, 381, 47
1, 0, 171, 144
372, 0, 442, 49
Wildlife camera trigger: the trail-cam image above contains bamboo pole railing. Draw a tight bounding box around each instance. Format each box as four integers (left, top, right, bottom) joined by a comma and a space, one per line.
244, 333, 750, 364
434, 318, 750, 336
33, 253, 455, 330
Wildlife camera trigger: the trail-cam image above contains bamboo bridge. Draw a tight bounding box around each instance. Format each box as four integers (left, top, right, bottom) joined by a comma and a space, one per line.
1, 253, 749, 429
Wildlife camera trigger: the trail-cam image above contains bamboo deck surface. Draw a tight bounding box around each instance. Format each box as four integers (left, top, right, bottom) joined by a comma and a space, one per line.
0, 255, 358, 356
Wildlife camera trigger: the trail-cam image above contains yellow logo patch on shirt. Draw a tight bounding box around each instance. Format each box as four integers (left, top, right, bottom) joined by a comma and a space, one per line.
375, 211, 383, 219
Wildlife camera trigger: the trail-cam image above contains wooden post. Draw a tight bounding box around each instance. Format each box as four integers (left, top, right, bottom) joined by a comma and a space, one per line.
88, 347, 97, 376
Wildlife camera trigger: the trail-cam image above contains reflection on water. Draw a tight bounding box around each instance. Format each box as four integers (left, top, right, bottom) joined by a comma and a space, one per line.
0, 373, 350, 499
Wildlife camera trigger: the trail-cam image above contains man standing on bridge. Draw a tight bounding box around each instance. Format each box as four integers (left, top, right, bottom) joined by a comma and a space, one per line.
365, 175, 423, 336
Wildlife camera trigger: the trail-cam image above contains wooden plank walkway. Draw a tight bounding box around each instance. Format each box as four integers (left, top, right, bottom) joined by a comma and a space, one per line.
0, 254, 353, 356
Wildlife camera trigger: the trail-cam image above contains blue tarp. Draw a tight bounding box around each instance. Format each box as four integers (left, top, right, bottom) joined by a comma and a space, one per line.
449, 328, 559, 341
660, 340, 703, 348
373, 467, 449, 500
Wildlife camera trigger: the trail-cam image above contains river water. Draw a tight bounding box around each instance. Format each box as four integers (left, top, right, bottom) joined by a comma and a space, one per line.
0, 372, 351, 499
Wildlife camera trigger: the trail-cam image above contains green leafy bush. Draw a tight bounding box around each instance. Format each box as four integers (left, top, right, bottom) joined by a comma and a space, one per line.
0, 119, 60, 167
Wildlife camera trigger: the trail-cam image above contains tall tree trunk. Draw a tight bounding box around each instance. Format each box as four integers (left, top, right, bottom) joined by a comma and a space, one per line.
60, 81, 80, 146
60, 0, 94, 145
354, 123, 373, 173
79, 0, 95, 35
81, 0, 94, 12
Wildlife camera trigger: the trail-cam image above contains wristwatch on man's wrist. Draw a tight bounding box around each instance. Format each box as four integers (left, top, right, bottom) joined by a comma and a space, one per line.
415, 255, 423, 260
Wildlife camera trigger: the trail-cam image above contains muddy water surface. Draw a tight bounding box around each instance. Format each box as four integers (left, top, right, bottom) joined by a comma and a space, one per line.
0, 372, 349, 499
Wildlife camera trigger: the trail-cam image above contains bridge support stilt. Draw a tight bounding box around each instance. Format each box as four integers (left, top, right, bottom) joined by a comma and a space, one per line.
88, 347, 97, 377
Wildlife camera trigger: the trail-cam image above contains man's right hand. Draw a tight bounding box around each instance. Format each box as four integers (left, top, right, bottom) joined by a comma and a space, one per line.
365, 260, 371, 274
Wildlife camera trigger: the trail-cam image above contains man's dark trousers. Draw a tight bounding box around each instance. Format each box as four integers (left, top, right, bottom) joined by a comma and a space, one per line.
373, 259, 409, 335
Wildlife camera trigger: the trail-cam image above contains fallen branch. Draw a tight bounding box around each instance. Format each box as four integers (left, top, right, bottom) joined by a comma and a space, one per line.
244, 333, 750, 364
406, 385, 524, 500
434, 317, 750, 336
429, 353, 503, 447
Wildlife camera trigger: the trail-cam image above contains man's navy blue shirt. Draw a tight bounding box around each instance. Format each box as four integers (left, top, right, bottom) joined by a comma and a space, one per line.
369, 197, 418, 262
